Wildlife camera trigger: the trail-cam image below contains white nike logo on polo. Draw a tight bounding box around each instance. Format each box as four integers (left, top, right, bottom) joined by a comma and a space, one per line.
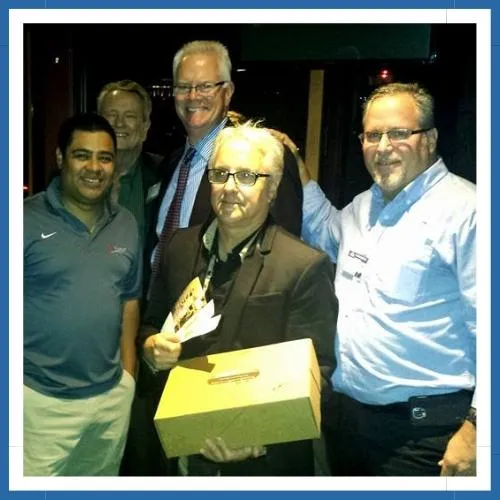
41, 232, 57, 239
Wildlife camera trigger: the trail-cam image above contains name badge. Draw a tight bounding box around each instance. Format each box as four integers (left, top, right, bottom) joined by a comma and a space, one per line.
146, 182, 161, 203
340, 249, 369, 284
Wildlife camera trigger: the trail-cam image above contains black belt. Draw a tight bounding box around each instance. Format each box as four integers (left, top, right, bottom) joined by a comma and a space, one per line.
359, 389, 473, 426
360, 399, 409, 415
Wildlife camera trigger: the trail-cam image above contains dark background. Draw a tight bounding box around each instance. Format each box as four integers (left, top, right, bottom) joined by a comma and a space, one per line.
24, 23, 476, 208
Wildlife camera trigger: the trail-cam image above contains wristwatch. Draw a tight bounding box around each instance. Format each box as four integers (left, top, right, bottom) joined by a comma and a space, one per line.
464, 407, 477, 427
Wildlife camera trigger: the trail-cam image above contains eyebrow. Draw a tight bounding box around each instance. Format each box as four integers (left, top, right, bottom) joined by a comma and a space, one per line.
70, 148, 91, 154
105, 110, 138, 114
213, 165, 256, 171
70, 148, 115, 157
176, 80, 213, 85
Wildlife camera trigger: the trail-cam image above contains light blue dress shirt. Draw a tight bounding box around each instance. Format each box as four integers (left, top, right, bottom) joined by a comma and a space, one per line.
153, 119, 227, 264
302, 158, 476, 406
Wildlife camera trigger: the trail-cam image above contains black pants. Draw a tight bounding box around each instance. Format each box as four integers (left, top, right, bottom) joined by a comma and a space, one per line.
119, 362, 179, 476
323, 392, 471, 476
184, 441, 315, 476
120, 390, 178, 476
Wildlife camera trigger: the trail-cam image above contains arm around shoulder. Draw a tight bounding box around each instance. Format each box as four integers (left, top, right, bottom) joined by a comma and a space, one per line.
270, 145, 303, 237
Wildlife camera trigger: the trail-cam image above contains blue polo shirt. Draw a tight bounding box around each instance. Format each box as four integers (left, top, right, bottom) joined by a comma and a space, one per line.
24, 178, 142, 399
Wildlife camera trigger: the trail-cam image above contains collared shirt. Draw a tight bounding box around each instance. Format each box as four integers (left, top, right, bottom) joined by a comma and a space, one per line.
24, 178, 142, 399
201, 219, 262, 295
302, 158, 476, 405
156, 118, 227, 239
179, 218, 264, 362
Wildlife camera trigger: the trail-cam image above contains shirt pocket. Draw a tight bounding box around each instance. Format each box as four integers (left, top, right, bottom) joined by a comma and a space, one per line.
374, 242, 434, 303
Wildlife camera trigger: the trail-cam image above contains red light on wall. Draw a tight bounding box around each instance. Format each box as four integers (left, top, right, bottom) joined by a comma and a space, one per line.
370, 69, 393, 86
23, 185, 29, 192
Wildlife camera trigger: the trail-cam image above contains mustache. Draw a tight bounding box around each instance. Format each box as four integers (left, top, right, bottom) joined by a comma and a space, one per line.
375, 154, 397, 164
219, 196, 241, 204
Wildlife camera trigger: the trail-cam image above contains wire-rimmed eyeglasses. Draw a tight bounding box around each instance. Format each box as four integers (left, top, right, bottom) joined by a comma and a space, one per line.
173, 81, 227, 96
359, 127, 433, 144
207, 168, 271, 186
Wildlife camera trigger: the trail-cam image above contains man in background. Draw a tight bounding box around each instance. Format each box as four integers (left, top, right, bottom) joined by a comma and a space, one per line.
24, 113, 141, 475
98, 80, 162, 245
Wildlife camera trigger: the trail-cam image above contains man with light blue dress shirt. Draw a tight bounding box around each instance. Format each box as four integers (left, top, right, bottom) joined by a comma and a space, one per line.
291, 82, 476, 476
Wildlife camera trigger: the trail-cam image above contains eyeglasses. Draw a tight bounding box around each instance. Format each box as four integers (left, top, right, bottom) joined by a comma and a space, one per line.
359, 127, 433, 144
207, 168, 272, 186
173, 81, 227, 96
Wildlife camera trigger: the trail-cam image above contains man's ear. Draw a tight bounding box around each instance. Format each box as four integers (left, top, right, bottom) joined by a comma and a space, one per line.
142, 119, 151, 142
224, 82, 235, 107
268, 178, 280, 204
56, 148, 63, 170
427, 128, 438, 155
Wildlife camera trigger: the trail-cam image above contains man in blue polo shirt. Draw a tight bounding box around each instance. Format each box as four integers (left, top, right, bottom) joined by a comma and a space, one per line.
23, 113, 141, 476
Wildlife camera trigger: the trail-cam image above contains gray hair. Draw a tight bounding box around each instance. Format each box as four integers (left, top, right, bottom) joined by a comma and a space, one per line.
97, 80, 152, 122
363, 82, 435, 129
172, 40, 232, 82
209, 121, 284, 188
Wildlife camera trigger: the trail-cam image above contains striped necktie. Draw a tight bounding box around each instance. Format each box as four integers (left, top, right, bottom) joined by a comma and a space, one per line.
149, 147, 196, 288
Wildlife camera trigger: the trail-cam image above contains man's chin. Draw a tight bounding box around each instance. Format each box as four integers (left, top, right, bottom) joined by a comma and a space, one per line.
185, 121, 209, 135
217, 212, 244, 226
117, 144, 142, 155
377, 180, 403, 201
77, 185, 112, 202
116, 137, 130, 149
182, 114, 217, 135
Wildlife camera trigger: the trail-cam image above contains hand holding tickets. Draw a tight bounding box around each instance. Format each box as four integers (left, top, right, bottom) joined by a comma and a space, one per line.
161, 277, 221, 343
145, 333, 182, 371
144, 277, 221, 372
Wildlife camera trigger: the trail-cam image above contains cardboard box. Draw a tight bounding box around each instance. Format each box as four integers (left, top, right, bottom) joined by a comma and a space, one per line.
154, 338, 321, 458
